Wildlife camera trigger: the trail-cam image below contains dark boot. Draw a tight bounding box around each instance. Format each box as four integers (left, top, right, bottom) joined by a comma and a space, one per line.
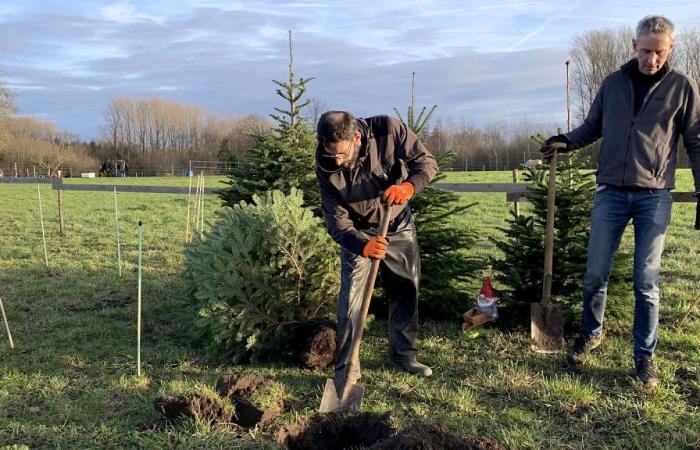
566, 332, 604, 366
635, 356, 659, 387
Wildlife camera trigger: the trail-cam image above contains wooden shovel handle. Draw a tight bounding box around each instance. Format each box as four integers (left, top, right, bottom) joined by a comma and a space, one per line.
341, 203, 393, 399
542, 152, 557, 304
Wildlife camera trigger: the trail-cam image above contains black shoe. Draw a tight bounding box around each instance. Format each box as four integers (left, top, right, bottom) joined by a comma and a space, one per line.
635, 356, 659, 387
566, 332, 603, 366
392, 359, 433, 377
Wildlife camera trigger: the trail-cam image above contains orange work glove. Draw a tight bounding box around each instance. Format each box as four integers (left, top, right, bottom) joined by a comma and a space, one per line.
362, 236, 388, 259
383, 181, 415, 206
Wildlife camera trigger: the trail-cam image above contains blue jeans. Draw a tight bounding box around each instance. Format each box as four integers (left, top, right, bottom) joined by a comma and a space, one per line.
581, 185, 673, 359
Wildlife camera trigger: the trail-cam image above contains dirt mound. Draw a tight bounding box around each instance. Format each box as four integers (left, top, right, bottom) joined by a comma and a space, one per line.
370, 422, 504, 450
277, 412, 393, 450
216, 373, 267, 399
292, 319, 337, 370
153, 392, 232, 424
215, 373, 284, 428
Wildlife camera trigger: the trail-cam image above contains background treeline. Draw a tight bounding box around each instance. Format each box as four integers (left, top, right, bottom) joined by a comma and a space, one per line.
1, 27, 699, 175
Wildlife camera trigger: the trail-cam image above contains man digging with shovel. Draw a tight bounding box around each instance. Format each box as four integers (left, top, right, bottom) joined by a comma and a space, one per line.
316, 111, 438, 396
541, 15, 700, 386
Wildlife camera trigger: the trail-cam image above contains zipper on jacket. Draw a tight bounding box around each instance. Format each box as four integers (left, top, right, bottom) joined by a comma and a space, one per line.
621, 78, 635, 186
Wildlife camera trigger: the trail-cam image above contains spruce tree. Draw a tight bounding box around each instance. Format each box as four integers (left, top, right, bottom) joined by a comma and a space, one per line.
184, 188, 339, 362
394, 73, 480, 319
490, 135, 595, 326
218, 31, 318, 209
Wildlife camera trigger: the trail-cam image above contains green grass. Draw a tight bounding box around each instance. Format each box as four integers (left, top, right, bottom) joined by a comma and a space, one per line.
0, 172, 699, 449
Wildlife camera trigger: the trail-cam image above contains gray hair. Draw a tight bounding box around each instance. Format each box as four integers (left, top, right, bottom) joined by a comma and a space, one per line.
636, 15, 675, 40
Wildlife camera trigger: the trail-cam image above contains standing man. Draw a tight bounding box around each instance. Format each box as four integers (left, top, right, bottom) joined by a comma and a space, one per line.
316, 111, 438, 382
541, 16, 700, 386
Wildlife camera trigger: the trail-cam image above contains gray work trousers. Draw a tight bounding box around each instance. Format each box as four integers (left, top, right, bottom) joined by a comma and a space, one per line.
334, 210, 420, 382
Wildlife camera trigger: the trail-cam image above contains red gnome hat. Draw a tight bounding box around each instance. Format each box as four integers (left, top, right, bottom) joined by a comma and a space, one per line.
480, 277, 495, 298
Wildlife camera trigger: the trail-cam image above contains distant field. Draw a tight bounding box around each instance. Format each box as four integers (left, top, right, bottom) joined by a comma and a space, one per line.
0, 171, 698, 448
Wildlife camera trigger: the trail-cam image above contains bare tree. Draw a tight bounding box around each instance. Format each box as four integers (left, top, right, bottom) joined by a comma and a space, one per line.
675, 28, 700, 84
569, 27, 634, 121
308, 97, 327, 126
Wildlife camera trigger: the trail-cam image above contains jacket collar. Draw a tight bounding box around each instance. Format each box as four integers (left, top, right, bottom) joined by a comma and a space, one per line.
621, 58, 671, 79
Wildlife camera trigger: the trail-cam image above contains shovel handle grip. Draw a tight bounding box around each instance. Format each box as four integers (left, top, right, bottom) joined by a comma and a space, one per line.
542, 151, 557, 303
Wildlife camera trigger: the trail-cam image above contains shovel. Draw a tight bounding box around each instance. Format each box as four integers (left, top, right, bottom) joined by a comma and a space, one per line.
531, 151, 565, 353
319, 202, 392, 413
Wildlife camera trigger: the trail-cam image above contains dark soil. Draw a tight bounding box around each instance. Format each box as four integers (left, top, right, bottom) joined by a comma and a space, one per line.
291, 319, 337, 370
216, 373, 267, 399
370, 422, 505, 450
276, 412, 394, 450
215, 373, 284, 428
153, 392, 232, 424
530, 303, 564, 350
675, 367, 700, 407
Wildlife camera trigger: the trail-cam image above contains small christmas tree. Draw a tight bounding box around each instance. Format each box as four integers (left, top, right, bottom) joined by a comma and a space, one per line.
394, 73, 480, 319
490, 135, 595, 326
218, 31, 318, 210
184, 188, 339, 362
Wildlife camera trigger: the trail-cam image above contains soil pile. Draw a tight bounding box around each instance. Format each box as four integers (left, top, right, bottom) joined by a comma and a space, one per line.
277, 412, 393, 450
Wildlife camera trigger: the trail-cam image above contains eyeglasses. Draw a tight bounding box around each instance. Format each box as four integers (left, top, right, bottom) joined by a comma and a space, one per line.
323, 140, 355, 163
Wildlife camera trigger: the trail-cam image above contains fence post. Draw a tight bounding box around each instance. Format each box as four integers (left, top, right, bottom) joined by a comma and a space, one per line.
57, 170, 65, 235
512, 168, 520, 217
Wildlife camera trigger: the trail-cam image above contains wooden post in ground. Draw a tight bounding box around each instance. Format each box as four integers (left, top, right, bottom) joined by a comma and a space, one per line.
37, 184, 49, 267
512, 168, 520, 217
33, 166, 36, 177
0, 297, 14, 350
57, 170, 65, 235
185, 171, 193, 243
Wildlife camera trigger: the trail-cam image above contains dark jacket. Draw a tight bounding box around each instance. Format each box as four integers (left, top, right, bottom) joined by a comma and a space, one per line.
564, 59, 700, 192
316, 115, 438, 255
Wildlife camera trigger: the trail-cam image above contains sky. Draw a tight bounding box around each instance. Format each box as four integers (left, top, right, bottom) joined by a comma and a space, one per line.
1, 0, 699, 140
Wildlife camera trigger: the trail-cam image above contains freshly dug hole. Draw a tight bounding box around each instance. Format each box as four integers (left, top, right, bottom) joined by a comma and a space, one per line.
276, 412, 393, 450
153, 391, 232, 424
216, 373, 285, 427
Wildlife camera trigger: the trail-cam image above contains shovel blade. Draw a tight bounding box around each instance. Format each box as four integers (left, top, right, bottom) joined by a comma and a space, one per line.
318, 378, 364, 413
531, 302, 564, 353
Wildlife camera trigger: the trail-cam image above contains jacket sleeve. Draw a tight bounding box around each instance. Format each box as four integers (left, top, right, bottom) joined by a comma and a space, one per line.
394, 120, 438, 193
565, 79, 605, 151
317, 170, 369, 255
682, 78, 700, 193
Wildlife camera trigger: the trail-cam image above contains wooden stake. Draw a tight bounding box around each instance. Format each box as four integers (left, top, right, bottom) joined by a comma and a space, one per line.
199, 172, 205, 233
0, 297, 14, 350
512, 168, 520, 217
185, 172, 193, 242
565, 60, 572, 133
137, 221, 143, 377
37, 184, 49, 267
57, 170, 65, 235
114, 187, 122, 277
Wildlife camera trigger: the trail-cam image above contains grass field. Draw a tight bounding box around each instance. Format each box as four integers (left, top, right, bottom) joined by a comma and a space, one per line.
0, 171, 699, 449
